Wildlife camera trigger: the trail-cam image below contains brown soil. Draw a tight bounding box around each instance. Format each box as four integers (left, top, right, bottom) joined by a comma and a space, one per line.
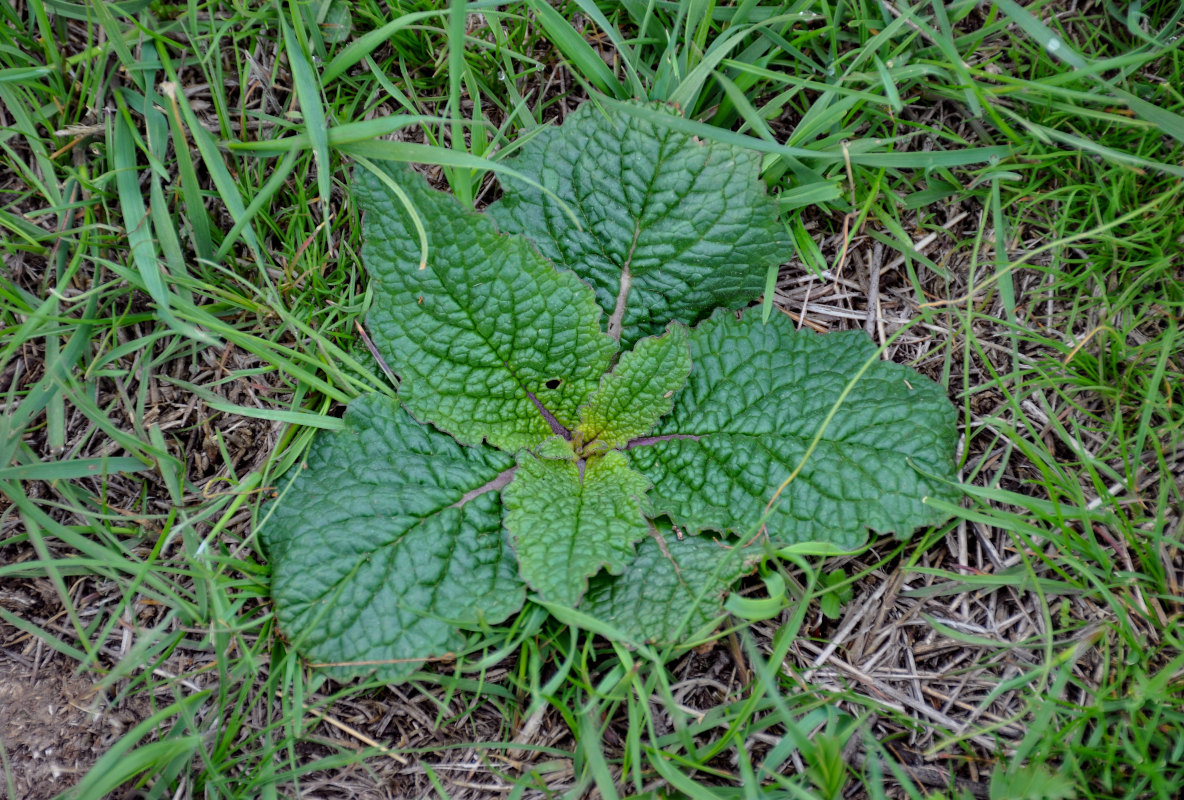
0, 627, 148, 800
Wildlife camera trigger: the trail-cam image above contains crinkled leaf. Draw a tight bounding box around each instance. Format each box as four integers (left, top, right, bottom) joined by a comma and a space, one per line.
261, 394, 523, 682
581, 531, 755, 645
577, 322, 691, 451
503, 450, 651, 607
535, 435, 577, 460
356, 165, 616, 452
488, 102, 786, 347
628, 310, 960, 548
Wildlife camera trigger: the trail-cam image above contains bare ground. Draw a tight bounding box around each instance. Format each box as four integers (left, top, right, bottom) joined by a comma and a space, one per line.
0, 616, 153, 800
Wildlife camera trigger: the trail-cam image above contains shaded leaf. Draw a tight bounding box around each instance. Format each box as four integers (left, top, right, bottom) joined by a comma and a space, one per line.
580, 530, 755, 644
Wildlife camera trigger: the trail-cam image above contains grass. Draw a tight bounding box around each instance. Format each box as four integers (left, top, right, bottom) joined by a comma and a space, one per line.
1, 0, 1182, 797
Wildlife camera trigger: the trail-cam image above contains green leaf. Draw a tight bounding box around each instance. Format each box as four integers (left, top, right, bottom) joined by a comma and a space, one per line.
488, 102, 786, 347
580, 531, 755, 644
356, 164, 616, 452
535, 434, 577, 460
628, 310, 959, 548
577, 322, 692, 451
318, 0, 353, 44
503, 450, 651, 607
261, 394, 523, 681
989, 764, 1076, 800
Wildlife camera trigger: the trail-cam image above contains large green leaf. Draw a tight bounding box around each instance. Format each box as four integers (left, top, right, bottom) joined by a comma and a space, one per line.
628, 310, 960, 548
580, 531, 755, 645
503, 450, 651, 607
577, 322, 691, 451
356, 165, 616, 452
261, 394, 523, 681
488, 102, 786, 347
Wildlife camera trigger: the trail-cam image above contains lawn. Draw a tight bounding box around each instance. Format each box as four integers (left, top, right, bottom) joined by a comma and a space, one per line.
1, 1, 1183, 798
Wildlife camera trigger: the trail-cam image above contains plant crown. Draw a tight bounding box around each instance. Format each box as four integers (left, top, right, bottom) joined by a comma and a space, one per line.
261, 103, 960, 681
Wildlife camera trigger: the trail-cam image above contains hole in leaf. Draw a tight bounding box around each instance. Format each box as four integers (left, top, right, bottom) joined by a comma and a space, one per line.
544, 378, 562, 390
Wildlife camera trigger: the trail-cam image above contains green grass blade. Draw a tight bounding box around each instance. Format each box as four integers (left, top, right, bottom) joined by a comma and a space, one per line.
322, 8, 443, 82
667, 15, 788, 112
1111, 86, 1184, 146
577, 711, 620, 800
281, 17, 332, 227
110, 99, 214, 344
568, 0, 649, 97
57, 699, 207, 800
992, 0, 1089, 69
447, 0, 471, 205
524, 0, 627, 99
0, 457, 151, 481
156, 79, 264, 267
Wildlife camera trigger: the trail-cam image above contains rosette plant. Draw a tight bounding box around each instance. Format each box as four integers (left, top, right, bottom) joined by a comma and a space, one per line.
260, 103, 959, 681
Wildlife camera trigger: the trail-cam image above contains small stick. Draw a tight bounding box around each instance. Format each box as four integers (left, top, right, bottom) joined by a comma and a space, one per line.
355, 321, 398, 386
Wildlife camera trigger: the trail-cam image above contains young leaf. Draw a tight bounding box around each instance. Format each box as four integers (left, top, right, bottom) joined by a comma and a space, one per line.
502, 450, 651, 607
261, 394, 524, 681
577, 322, 692, 451
488, 102, 787, 346
580, 532, 756, 645
628, 310, 960, 548
355, 165, 616, 452
535, 434, 577, 460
